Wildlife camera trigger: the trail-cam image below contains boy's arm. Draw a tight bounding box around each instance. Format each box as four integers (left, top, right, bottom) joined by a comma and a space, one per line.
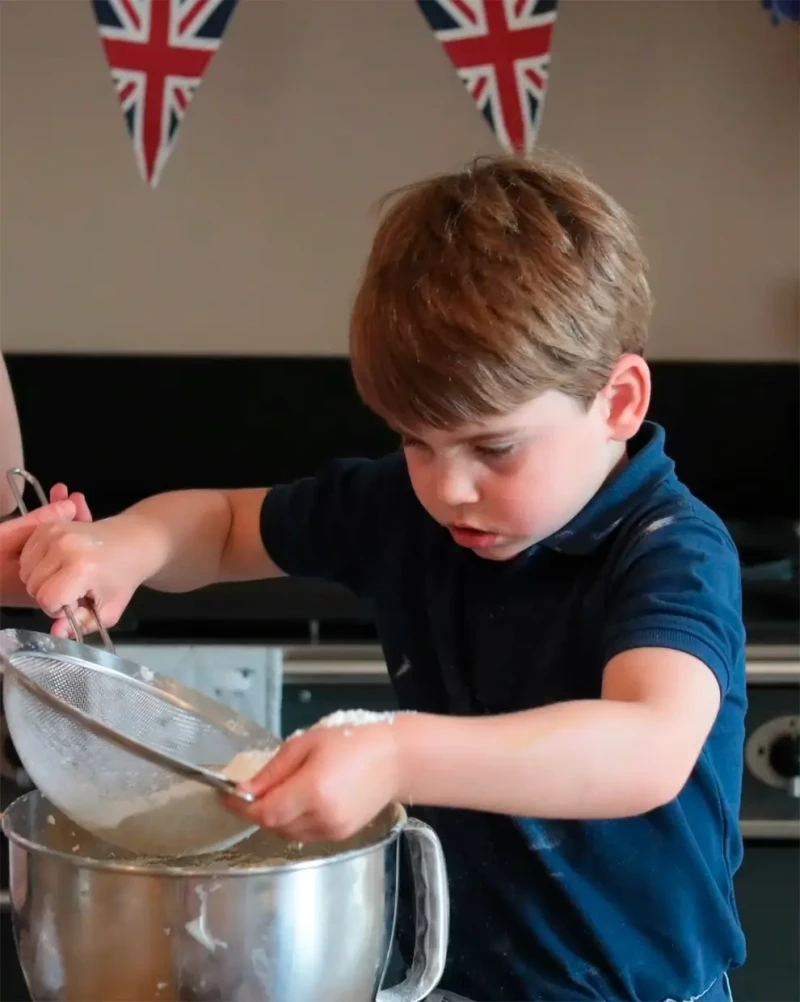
235, 514, 743, 839
16, 487, 281, 633
125, 488, 283, 593
392, 646, 720, 818
397, 516, 741, 819
19, 457, 399, 633
241, 647, 721, 838
136, 454, 402, 594
397, 515, 741, 819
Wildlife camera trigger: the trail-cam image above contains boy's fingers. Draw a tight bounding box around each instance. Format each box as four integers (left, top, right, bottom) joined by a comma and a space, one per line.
50, 484, 92, 523
241, 779, 309, 831
70, 492, 93, 523
22, 552, 65, 603
240, 740, 310, 798
52, 596, 121, 638
272, 814, 326, 843
51, 604, 97, 639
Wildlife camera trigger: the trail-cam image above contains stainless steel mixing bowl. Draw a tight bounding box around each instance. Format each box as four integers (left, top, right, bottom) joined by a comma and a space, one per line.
2, 790, 449, 1002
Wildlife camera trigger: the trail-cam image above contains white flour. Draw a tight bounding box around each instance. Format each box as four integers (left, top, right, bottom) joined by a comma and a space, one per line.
218, 747, 277, 783
185, 884, 228, 953
90, 746, 277, 857
287, 708, 410, 740
315, 709, 399, 728
87, 710, 405, 858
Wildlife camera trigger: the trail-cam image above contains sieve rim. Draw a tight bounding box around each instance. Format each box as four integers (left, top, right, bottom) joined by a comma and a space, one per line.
0, 627, 282, 747
0, 627, 281, 854
2, 661, 257, 802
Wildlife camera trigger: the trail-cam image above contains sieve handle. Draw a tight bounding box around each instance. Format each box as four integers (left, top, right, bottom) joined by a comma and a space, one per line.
6, 468, 115, 654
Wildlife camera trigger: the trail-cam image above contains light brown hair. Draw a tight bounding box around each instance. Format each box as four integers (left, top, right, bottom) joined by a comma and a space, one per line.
349, 153, 652, 430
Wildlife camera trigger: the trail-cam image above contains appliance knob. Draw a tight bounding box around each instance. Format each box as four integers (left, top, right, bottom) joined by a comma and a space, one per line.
768, 732, 800, 797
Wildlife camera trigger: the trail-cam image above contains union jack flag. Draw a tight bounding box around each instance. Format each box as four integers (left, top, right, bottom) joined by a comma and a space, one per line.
92, 0, 238, 187
417, 0, 558, 154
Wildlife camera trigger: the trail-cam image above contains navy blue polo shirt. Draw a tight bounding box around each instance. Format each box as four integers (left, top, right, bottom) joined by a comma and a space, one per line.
261, 422, 747, 1002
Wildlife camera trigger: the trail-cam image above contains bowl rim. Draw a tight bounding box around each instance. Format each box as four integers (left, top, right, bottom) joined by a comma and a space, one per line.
2, 791, 407, 878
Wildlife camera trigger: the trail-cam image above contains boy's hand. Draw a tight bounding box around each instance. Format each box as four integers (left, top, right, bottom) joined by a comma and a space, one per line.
0, 484, 92, 608
48, 482, 92, 523
228, 723, 402, 842
17, 510, 155, 636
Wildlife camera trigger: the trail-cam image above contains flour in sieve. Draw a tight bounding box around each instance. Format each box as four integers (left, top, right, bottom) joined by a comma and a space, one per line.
89, 746, 278, 857
92, 713, 403, 855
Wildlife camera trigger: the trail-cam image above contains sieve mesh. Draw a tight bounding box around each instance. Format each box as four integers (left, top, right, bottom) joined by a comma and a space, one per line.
2, 634, 280, 858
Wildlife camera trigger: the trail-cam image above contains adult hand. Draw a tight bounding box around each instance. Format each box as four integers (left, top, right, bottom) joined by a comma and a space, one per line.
0, 484, 91, 608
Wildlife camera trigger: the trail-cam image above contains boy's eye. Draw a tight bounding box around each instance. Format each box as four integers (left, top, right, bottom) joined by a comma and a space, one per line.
475, 443, 516, 458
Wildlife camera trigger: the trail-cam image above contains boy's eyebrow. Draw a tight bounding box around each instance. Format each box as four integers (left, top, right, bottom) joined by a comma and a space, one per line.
395, 425, 528, 444
459, 428, 527, 444
463, 424, 525, 440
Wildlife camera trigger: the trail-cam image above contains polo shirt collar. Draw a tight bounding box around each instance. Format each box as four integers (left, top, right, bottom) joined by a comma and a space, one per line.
541, 422, 675, 556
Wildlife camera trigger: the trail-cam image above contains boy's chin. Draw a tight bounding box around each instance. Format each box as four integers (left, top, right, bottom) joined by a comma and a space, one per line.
474, 537, 535, 561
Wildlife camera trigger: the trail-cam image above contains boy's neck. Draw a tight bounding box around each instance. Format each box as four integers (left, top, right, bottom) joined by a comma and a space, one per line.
606, 440, 629, 485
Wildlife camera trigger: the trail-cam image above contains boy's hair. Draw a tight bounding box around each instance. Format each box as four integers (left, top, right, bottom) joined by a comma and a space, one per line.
349, 153, 652, 430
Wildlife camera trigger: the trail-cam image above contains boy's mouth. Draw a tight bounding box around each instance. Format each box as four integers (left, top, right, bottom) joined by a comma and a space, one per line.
448, 524, 501, 550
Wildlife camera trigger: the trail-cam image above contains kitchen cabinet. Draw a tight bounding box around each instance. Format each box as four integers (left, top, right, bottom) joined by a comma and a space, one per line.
115, 644, 283, 734
280, 645, 394, 736
730, 841, 800, 1001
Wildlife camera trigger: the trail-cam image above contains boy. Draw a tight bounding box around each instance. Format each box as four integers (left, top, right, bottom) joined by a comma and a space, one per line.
17, 156, 745, 1002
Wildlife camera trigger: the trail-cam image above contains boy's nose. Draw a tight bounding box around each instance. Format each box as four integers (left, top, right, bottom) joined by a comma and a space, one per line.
435, 469, 480, 508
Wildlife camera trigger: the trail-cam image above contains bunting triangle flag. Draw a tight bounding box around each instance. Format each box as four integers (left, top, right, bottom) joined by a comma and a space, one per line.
92, 0, 239, 188
417, 0, 558, 155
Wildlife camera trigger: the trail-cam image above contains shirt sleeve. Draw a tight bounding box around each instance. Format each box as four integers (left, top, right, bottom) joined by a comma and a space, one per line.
259, 453, 407, 598
603, 514, 745, 692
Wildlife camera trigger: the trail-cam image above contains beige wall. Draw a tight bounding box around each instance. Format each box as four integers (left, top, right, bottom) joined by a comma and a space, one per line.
1, 0, 797, 359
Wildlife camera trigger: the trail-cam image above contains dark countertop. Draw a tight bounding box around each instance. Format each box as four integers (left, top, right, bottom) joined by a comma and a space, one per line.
0, 578, 376, 645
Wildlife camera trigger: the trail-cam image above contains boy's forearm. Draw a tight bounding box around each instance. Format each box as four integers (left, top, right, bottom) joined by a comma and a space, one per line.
120, 490, 234, 593
393, 700, 688, 819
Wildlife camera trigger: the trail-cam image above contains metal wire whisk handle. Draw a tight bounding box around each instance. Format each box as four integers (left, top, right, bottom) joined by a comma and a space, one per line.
6, 468, 115, 654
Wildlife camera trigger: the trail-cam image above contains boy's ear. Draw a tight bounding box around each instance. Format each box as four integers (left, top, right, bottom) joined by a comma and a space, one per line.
602, 355, 651, 441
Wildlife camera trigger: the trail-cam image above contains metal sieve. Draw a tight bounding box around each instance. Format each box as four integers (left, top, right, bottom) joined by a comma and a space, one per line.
1, 469, 281, 857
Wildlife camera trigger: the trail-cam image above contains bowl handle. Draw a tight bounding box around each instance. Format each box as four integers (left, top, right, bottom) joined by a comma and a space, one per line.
376, 817, 449, 1002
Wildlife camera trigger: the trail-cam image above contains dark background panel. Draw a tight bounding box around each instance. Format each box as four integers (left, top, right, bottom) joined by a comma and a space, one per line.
5, 355, 799, 521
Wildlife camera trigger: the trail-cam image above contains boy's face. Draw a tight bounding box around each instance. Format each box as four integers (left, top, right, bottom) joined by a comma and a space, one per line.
401, 361, 648, 561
